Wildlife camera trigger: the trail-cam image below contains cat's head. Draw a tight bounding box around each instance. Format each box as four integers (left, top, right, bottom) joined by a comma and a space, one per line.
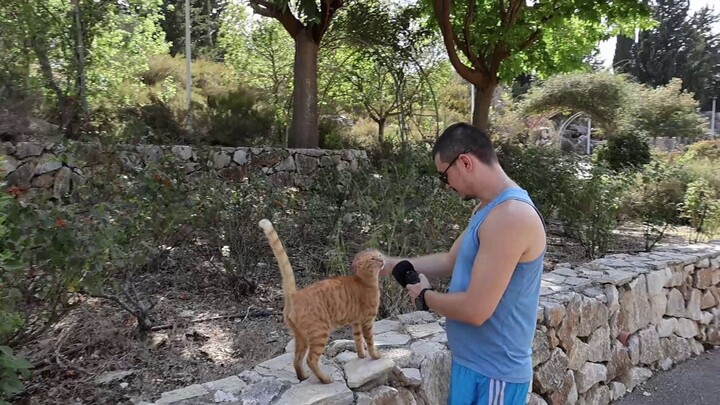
351, 249, 385, 278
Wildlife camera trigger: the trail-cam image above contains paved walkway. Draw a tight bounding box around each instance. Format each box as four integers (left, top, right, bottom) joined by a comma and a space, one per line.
614, 348, 719, 404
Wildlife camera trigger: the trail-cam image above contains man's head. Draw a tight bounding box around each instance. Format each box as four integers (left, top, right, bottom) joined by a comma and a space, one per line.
432, 123, 501, 200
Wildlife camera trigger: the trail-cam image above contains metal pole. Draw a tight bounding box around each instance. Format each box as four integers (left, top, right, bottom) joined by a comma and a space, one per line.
185, 0, 192, 129
470, 84, 475, 122
587, 118, 591, 155
712, 96, 716, 139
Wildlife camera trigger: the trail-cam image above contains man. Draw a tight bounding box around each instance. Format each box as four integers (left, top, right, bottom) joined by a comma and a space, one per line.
381, 122, 546, 404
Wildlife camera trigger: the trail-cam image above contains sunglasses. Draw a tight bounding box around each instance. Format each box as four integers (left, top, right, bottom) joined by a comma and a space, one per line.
439, 148, 471, 184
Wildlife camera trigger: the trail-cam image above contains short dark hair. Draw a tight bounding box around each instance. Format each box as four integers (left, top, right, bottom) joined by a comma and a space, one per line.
432, 122, 497, 165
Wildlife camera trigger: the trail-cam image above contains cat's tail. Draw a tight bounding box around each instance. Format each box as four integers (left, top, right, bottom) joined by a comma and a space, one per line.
258, 218, 296, 297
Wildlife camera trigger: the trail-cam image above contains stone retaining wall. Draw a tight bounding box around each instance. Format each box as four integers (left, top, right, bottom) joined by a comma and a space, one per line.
135, 242, 720, 405
0, 141, 368, 199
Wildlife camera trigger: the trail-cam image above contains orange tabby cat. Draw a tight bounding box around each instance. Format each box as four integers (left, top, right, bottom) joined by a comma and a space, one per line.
258, 218, 384, 384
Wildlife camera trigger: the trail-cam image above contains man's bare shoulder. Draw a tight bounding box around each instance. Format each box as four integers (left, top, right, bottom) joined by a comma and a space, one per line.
477, 199, 546, 260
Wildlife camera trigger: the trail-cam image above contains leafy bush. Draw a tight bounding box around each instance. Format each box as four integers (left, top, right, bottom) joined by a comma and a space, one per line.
594, 130, 651, 171
557, 166, 628, 258
495, 140, 579, 220
0, 345, 31, 404
519, 73, 707, 143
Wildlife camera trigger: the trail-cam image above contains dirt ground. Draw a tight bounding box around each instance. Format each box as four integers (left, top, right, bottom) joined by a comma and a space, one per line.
11, 221, 697, 404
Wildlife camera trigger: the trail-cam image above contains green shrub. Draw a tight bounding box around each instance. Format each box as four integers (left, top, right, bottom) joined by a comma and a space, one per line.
594, 130, 651, 172
557, 166, 628, 258
0, 345, 31, 404
495, 140, 579, 220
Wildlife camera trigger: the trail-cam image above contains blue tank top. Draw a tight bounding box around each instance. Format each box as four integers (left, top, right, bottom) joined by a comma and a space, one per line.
445, 186, 545, 384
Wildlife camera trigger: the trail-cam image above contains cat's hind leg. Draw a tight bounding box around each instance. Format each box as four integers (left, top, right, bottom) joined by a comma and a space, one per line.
307, 330, 333, 384
286, 317, 309, 381
352, 322, 366, 358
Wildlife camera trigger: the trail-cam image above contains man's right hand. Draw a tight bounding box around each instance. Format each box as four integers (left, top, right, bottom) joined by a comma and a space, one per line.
380, 256, 401, 277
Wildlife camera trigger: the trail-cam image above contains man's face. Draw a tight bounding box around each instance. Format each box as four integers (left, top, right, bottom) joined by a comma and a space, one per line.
434, 151, 473, 200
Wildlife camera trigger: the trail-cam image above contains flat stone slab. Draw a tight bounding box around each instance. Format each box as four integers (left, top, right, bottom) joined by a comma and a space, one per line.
405, 322, 444, 340
275, 380, 353, 405
201, 375, 246, 394
373, 319, 401, 334
373, 331, 412, 348
154, 384, 208, 404
397, 311, 437, 325
344, 357, 396, 388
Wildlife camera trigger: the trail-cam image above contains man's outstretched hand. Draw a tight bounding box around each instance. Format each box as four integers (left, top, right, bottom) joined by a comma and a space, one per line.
407, 273, 431, 302
380, 256, 400, 276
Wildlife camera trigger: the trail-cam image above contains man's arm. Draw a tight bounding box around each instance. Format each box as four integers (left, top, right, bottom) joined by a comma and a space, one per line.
411, 203, 539, 326
382, 230, 465, 280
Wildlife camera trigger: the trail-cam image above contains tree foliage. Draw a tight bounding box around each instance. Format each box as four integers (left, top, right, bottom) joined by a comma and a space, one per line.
423, 0, 653, 130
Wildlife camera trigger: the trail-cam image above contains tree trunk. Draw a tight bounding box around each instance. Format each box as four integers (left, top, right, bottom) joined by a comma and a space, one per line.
289, 31, 319, 148
472, 82, 496, 131
613, 34, 634, 73
72, 0, 88, 119
377, 117, 386, 144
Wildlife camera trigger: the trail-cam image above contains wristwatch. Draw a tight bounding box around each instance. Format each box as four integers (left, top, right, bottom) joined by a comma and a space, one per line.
415, 288, 433, 311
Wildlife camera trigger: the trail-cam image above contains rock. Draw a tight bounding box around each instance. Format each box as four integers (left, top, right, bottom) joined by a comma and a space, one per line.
659, 358, 673, 371
155, 384, 209, 404
275, 155, 296, 172
533, 329, 551, 367
381, 348, 413, 368
149, 333, 169, 350
689, 338, 705, 355
1, 154, 19, 174
372, 319, 401, 335
233, 149, 248, 165
659, 336, 692, 363
547, 328, 560, 349
94, 370, 135, 385
373, 331, 412, 348
239, 378, 289, 405
295, 154, 319, 175
650, 292, 667, 325
171, 145, 193, 160
355, 386, 399, 405
33, 154, 62, 174
275, 380, 353, 405
417, 346, 451, 405
327, 340, 355, 357
578, 298, 608, 337
543, 301, 566, 328
674, 318, 699, 338
53, 167, 72, 199
397, 311, 436, 325
700, 311, 713, 325
255, 353, 341, 384
344, 357, 395, 388
694, 268, 716, 289
533, 348, 569, 394
701, 291, 716, 309
31, 173, 54, 188
211, 152, 231, 169
657, 318, 677, 338
405, 322, 444, 340
686, 289, 703, 321
609, 381, 626, 401
566, 338, 590, 370
212, 390, 238, 402
14, 142, 44, 159
575, 362, 607, 394
398, 368, 422, 386
557, 295, 582, 344
547, 370, 578, 405
528, 392, 549, 405
619, 275, 652, 335
604, 285, 620, 315
628, 334, 640, 365
665, 288, 685, 317
202, 376, 246, 395
586, 325, 611, 362
706, 325, 720, 345
619, 367, 652, 392
638, 326, 662, 365
582, 384, 610, 405
396, 387, 419, 405
409, 341, 446, 367
646, 267, 671, 296
605, 342, 632, 382
6, 162, 34, 189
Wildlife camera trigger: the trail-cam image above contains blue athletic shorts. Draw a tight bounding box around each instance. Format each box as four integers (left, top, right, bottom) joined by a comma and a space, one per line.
448, 361, 531, 405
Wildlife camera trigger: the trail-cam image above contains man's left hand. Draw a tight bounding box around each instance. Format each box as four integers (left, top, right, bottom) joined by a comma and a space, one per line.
406, 273, 431, 302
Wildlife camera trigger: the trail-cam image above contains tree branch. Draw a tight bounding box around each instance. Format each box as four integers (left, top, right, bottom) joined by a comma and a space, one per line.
432, 0, 484, 86
462, 0, 488, 75
249, 0, 303, 38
